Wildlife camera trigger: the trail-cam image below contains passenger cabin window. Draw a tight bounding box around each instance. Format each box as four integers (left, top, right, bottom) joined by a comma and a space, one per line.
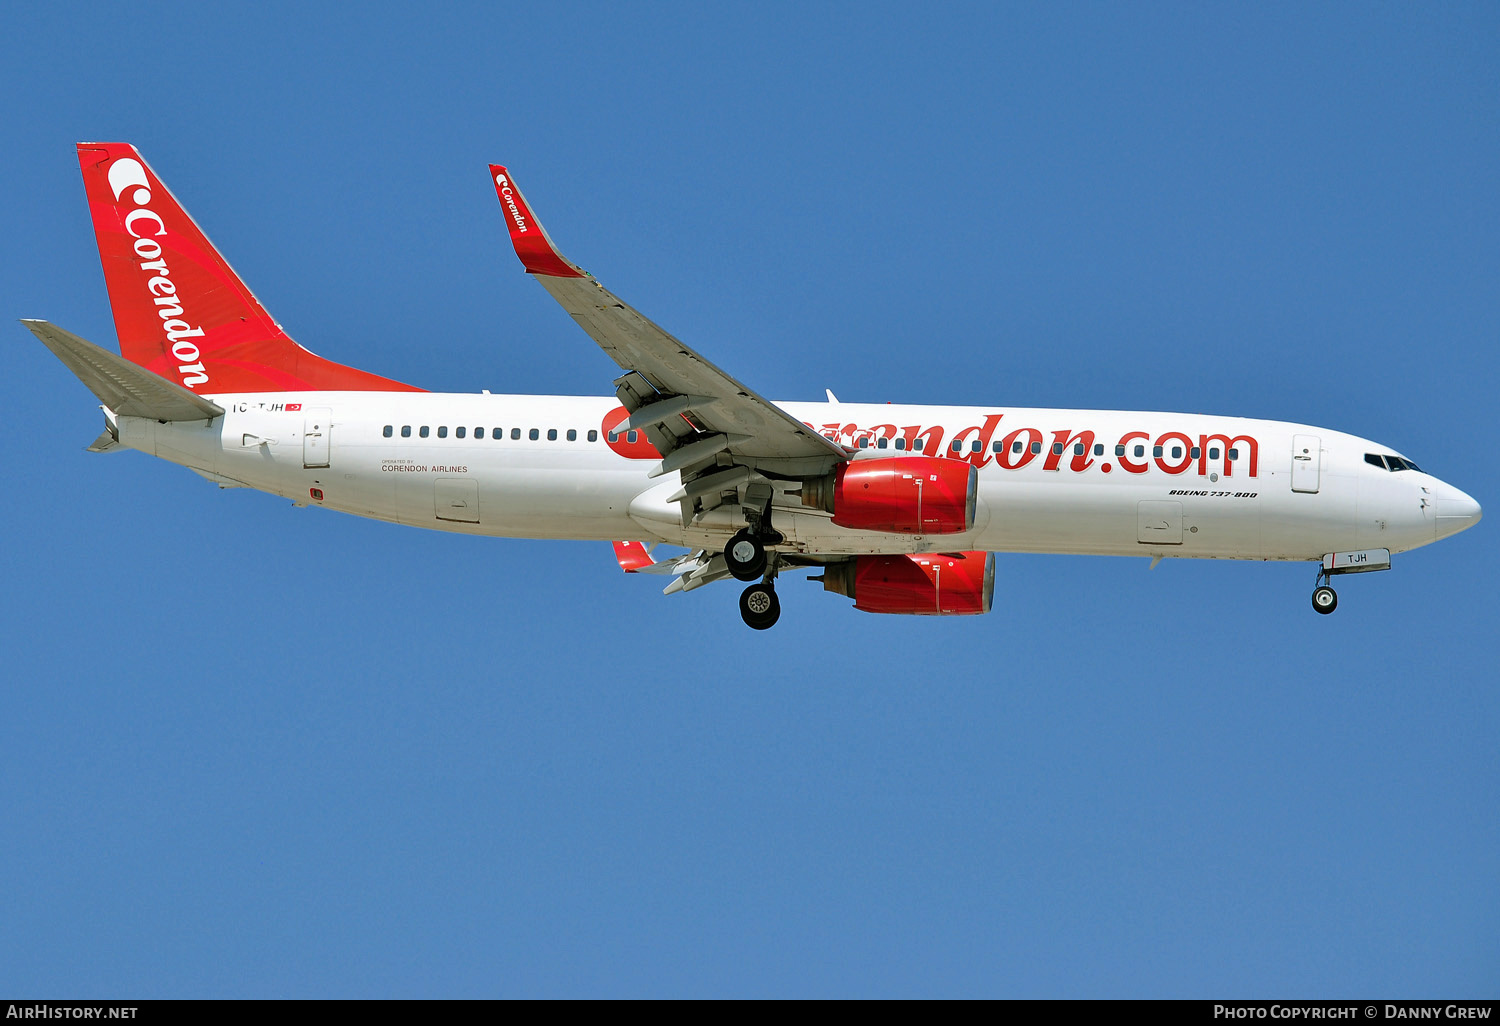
438, 426, 448, 438
1030, 441, 1042, 454
860, 437, 871, 449
1170, 446, 1182, 459
1209, 447, 1220, 459
876, 437, 888, 449
1074, 443, 1086, 456
383, 425, 393, 438
529, 429, 539, 440
587, 430, 598, 442
914, 439, 924, 452
1094, 444, 1104, 456
1228, 449, 1239, 461
456, 427, 466, 438
473, 427, 482, 439
1115, 444, 1126, 457
1190, 446, 1200, 459
1013, 441, 1024, 454
547, 429, 558, 441
1052, 443, 1065, 456
511, 428, 521, 440
895, 438, 906, 451
401, 425, 411, 438
1153, 445, 1163, 458
950, 440, 962, 453
419, 426, 430, 438
567, 429, 577, 441
627, 430, 638, 443
1133, 445, 1144, 458
971, 440, 982, 453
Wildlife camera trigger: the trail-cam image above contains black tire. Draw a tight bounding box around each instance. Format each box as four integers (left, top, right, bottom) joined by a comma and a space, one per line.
739, 583, 781, 630
725, 529, 767, 582
1311, 586, 1338, 614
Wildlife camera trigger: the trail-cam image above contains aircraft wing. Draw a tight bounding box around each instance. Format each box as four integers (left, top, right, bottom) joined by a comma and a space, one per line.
489, 166, 847, 498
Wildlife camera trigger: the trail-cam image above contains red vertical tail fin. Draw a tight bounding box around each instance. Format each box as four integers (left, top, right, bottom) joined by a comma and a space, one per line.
77, 143, 421, 394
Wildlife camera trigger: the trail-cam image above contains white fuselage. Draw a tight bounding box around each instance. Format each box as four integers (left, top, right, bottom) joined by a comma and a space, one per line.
114, 392, 1465, 563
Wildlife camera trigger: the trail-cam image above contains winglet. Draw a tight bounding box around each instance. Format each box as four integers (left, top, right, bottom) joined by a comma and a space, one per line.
489, 165, 585, 278
612, 540, 655, 573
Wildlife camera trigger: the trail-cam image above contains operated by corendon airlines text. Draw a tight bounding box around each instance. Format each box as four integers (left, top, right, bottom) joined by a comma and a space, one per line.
381, 460, 469, 473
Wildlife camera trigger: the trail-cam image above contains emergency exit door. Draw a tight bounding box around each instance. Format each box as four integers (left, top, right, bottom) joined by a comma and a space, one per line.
1291, 435, 1320, 493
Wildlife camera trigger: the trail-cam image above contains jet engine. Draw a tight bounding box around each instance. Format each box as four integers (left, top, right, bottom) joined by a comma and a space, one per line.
816, 551, 995, 615
801, 457, 977, 535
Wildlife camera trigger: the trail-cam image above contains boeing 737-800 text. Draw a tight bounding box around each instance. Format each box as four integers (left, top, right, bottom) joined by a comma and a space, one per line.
25, 143, 1480, 628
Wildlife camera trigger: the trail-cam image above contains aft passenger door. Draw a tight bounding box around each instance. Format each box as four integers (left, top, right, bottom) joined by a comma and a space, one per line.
303, 407, 332, 468
1291, 434, 1320, 494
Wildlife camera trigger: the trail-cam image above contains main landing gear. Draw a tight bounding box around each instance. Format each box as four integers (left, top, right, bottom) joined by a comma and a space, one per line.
725, 528, 767, 581
739, 579, 781, 630
736, 538, 783, 630
731, 498, 785, 629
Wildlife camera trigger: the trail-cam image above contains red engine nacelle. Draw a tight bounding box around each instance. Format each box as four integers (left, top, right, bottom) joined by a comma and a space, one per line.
802, 456, 977, 535
818, 552, 995, 616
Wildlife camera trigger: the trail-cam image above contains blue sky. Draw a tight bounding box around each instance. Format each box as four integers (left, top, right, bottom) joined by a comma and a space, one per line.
2, 2, 1495, 997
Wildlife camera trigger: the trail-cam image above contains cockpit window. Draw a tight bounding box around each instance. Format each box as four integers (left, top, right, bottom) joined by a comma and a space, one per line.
1365, 452, 1424, 473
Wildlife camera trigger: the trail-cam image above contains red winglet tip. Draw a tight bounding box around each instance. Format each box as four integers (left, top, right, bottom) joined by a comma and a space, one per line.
489, 165, 585, 278
612, 541, 654, 573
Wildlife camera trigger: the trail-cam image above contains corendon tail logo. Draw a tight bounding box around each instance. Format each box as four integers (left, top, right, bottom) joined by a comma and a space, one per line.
107, 157, 209, 388
495, 173, 528, 234
809, 414, 1260, 479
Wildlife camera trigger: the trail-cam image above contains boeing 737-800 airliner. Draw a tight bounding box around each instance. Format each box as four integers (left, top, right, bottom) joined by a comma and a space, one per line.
25, 143, 1480, 628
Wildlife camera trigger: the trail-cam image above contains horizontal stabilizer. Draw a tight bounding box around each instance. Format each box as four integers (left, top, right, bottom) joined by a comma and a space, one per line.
86, 429, 122, 453
22, 319, 224, 422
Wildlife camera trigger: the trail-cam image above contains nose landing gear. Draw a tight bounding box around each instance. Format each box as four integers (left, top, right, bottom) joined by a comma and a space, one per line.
1309, 549, 1392, 615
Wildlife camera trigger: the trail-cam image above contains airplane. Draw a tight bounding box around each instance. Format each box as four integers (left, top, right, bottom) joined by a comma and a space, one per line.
24, 143, 1481, 629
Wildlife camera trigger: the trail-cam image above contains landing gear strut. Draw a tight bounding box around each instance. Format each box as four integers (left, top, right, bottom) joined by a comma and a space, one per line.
726, 493, 783, 583
738, 549, 783, 630
1311, 569, 1338, 615
730, 496, 784, 627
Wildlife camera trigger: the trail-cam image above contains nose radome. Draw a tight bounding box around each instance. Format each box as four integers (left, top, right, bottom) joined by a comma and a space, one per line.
1434, 484, 1481, 541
